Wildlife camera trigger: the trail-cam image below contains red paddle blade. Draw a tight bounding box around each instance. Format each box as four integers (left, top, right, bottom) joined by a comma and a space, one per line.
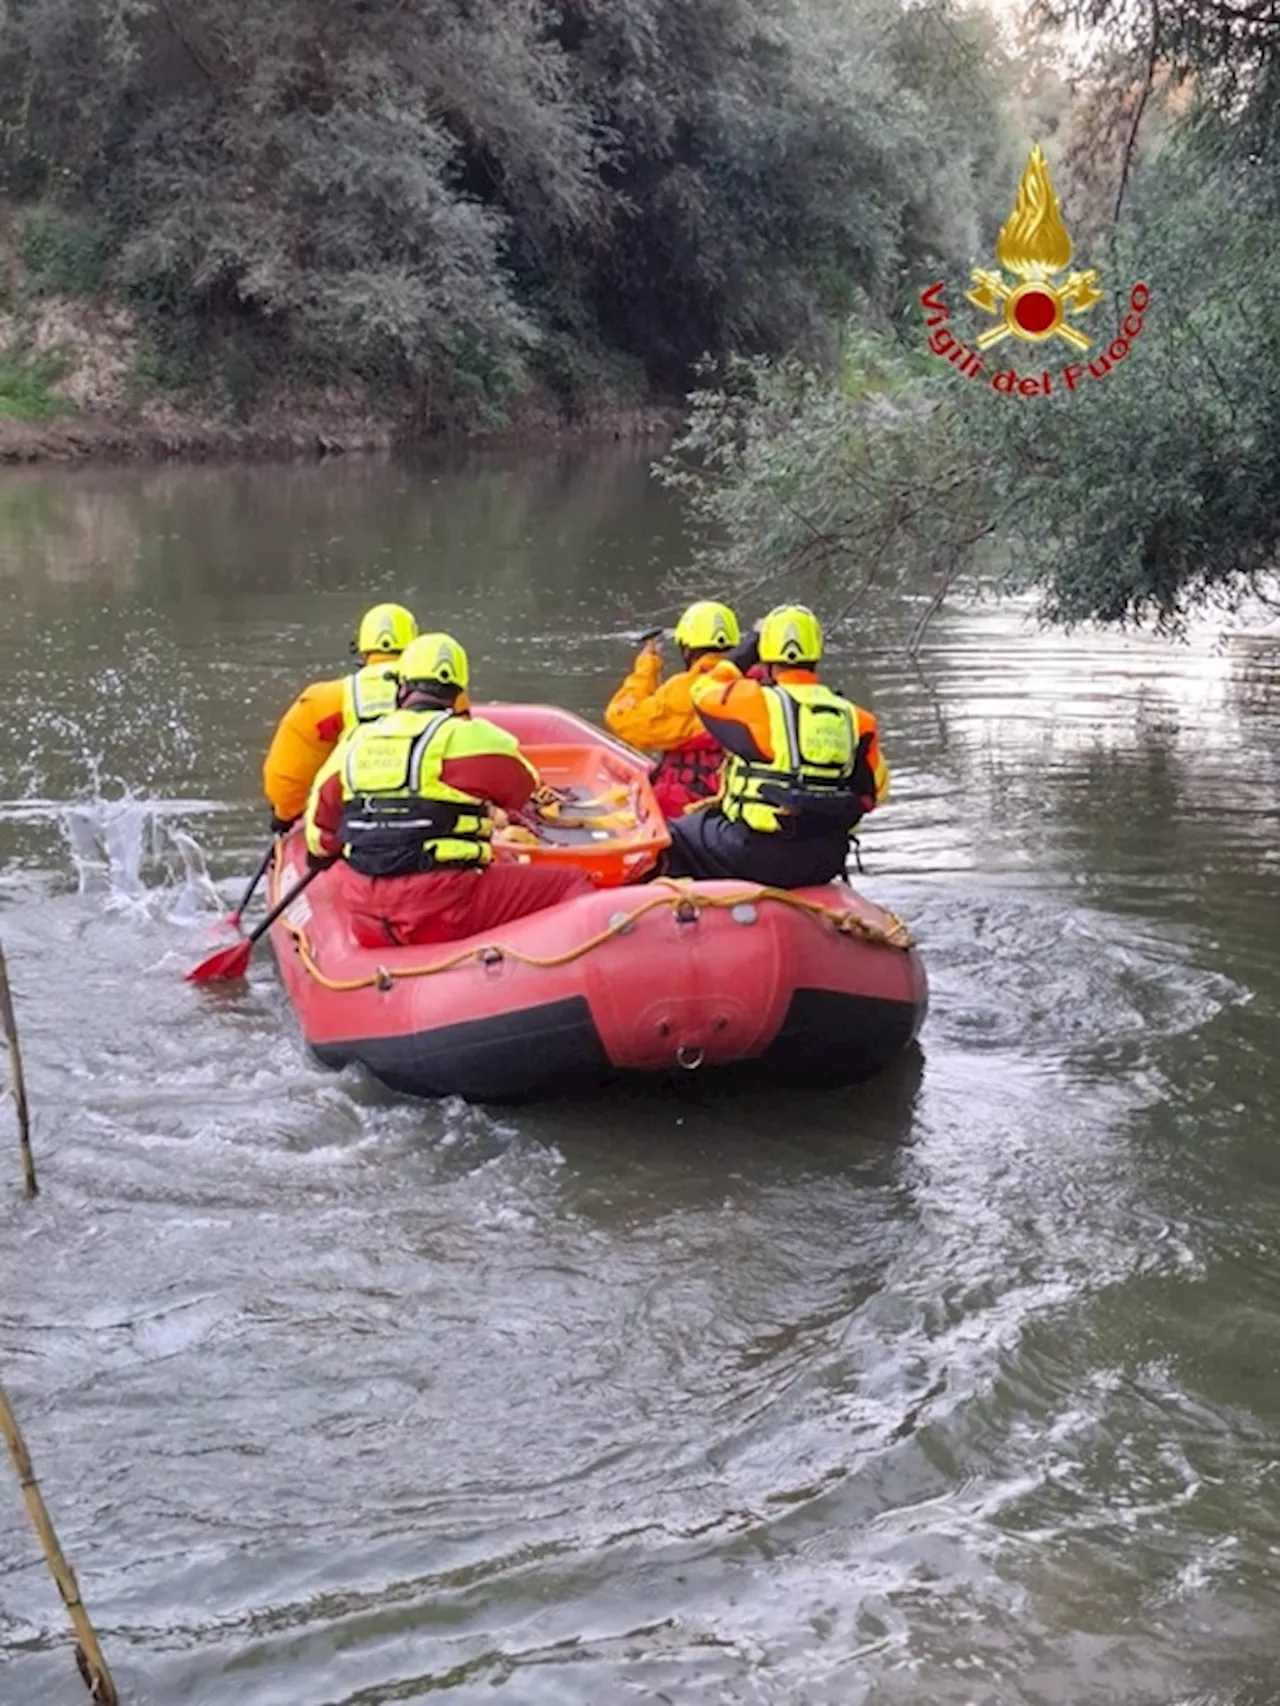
186, 937, 254, 983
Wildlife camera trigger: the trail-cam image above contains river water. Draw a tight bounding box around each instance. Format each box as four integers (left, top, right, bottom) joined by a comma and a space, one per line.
0, 447, 1277, 1705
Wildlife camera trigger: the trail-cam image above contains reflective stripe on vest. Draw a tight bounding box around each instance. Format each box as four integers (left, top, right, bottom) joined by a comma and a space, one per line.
341, 664, 400, 733
720, 683, 858, 834
338, 709, 494, 875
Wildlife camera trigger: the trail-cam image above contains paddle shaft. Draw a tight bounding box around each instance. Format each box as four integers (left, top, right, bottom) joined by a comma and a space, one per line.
249, 859, 328, 947
187, 859, 331, 982
229, 841, 277, 924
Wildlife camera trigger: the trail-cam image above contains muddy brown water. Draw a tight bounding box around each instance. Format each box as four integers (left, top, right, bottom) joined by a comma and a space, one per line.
0, 447, 1277, 1705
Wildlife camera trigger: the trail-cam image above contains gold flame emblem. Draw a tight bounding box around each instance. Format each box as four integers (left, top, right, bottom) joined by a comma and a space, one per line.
967, 144, 1103, 351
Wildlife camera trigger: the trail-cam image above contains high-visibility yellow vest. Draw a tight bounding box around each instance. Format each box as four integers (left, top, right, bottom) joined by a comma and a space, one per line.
720, 682, 861, 835
341, 663, 400, 733
337, 708, 513, 875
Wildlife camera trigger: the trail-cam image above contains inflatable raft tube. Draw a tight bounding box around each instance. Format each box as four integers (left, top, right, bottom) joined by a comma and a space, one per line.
266, 846, 927, 1104
264, 702, 926, 1102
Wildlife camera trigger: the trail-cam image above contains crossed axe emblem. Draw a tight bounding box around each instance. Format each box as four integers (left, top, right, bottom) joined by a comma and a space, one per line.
966, 267, 1105, 352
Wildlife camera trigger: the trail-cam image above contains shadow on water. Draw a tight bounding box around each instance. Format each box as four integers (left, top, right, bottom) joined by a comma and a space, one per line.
513, 1044, 928, 1161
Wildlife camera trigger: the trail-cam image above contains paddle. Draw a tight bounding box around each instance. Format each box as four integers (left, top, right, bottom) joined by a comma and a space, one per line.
186, 861, 328, 983
225, 841, 277, 931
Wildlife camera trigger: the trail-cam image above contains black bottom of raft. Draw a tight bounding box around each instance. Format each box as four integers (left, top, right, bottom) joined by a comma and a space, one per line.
311, 987, 924, 1105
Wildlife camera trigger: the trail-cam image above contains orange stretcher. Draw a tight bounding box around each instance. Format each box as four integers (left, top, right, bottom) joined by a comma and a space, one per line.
472, 702, 671, 888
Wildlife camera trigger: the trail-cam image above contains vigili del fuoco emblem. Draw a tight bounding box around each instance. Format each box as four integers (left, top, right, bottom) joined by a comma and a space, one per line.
966, 143, 1102, 351
919, 143, 1149, 397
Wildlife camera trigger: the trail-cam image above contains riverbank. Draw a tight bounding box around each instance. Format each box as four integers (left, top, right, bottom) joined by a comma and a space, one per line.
0, 286, 683, 465
0, 392, 684, 466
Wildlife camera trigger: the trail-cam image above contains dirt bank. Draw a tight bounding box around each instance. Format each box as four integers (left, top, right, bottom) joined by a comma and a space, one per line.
0, 290, 683, 465
0, 395, 683, 466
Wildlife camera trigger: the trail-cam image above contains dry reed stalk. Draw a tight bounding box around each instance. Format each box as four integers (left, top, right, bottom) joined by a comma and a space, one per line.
0, 943, 36, 1198
0, 1378, 119, 1703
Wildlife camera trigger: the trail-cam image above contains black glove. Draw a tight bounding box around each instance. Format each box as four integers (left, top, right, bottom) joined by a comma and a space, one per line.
306, 850, 338, 873
727, 630, 760, 671
270, 813, 298, 836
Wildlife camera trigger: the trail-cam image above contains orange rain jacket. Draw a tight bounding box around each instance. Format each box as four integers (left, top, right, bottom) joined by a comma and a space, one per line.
689, 661, 890, 811
262, 653, 400, 825
603, 648, 731, 752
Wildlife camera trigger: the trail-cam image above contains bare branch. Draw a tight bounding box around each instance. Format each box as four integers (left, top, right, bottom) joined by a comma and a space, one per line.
1113, 0, 1162, 226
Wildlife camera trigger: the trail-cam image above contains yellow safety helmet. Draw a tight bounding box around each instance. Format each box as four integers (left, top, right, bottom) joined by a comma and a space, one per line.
672, 600, 741, 653
354, 602, 418, 657
397, 632, 470, 692
758, 604, 823, 666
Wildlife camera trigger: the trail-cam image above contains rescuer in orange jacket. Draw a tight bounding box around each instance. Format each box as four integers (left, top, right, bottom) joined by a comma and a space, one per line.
304, 632, 592, 948
263, 603, 419, 832
658, 603, 889, 889
604, 600, 744, 816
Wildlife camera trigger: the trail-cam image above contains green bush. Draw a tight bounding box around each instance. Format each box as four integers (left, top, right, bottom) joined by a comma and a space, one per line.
19, 212, 112, 297
0, 348, 74, 419
127, 340, 198, 402
220, 346, 260, 419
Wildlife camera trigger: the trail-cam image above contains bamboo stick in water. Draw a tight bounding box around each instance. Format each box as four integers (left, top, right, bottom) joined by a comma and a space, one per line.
0, 942, 36, 1198
0, 1378, 119, 1703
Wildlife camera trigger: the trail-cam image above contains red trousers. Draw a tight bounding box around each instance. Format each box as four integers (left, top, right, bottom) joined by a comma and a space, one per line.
332, 860, 593, 948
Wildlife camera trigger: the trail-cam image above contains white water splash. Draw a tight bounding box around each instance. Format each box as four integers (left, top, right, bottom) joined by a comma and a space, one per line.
58, 792, 228, 920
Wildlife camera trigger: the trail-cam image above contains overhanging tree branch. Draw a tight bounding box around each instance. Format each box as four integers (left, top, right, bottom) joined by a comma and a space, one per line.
1114, 0, 1163, 225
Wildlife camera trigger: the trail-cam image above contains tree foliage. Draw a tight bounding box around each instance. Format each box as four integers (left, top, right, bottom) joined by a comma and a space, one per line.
663, 4, 1280, 634
1034, 0, 1280, 93
660, 331, 1004, 649
0, 0, 1018, 418
1010, 82, 1280, 626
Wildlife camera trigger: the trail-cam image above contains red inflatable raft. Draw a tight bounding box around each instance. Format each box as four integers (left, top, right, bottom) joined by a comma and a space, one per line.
265, 705, 927, 1102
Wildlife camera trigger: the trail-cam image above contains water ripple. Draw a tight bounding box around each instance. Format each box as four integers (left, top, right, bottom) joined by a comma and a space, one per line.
2, 461, 1278, 1705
